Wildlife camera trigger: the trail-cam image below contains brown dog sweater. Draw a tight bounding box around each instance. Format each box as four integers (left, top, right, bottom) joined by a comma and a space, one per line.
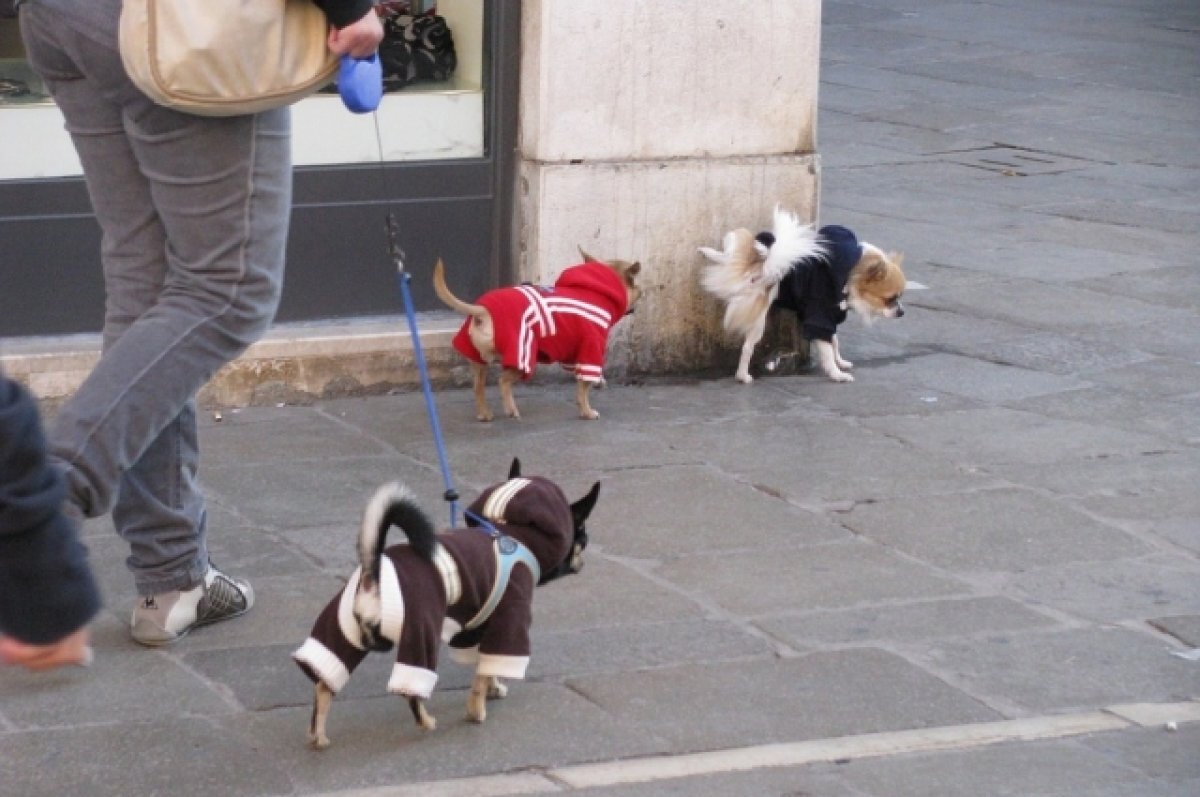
292, 476, 574, 698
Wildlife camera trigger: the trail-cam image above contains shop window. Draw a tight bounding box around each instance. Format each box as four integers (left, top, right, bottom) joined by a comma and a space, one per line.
0, 1, 484, 179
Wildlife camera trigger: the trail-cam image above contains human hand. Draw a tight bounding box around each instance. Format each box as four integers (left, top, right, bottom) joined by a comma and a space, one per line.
327, 10, 385, 59
0, 628, 93, 672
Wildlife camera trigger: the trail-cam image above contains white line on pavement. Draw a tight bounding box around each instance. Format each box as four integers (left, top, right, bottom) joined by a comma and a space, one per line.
307, 700, 1199, 797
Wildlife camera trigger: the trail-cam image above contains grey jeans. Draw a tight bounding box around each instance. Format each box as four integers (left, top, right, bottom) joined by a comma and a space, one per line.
20, 5, 291, 595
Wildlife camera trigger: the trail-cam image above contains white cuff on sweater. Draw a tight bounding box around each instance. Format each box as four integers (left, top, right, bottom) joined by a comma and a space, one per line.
388, 662, 438, 699
475, 653, 529, 679
292, 638, 351, 694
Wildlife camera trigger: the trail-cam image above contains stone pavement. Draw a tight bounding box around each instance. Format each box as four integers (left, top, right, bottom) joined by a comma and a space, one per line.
2, 0, 1198, 794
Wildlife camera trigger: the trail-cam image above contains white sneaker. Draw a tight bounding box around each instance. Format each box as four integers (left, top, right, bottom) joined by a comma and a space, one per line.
130, 566, 254, 646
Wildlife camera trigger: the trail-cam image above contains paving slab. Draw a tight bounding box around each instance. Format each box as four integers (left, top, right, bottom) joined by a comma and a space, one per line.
653, 542, 967, 617
1146, 517, 1200, 557
0, 717, 295, 797
817, 111, 997, 160
1006, 386, 1200, 444
1033, 198, 1200, 236
0, 639, 235, 728
1128, 321, 1200, 362
566, 651, 1001, 753
201, 455, 441, 532
837, 735, 1173, 797
1081, 356, 1200, 400
528, 554, 708, 632
278, 522, 374, 572
199, 404, 395, 463
643, 408, 993, 505
843, 487, 1148, 574
369, 407, 708, 488
864, 352, 1089, 403
1079, 724, 1200, 791
583, 464, 851, 560
989, 450, 1200, 522
1008, 555, 1200, 624
858, 406, 1172, 467
527, 618, 777, 679
790, 378, 985, 418
1150, 616, 1200, 648
920, 280, 1182, 333
915, 627, 1200, 714
757, 596, 1058, 648
931, 330, 1154, 377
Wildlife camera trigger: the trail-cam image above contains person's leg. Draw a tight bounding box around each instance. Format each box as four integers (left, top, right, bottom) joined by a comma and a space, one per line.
19, 11, 290, 604
65, 98, 212, 594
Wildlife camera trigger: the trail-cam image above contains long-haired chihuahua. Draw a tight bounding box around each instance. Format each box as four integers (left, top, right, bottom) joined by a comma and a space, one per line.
699, 206, 905, 383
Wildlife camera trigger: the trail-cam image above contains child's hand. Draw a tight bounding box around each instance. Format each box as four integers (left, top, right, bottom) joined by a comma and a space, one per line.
328, 11, 385, 59
0, 627, 93, 672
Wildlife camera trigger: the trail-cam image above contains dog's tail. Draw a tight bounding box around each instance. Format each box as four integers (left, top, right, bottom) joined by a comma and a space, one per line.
432, 259, 488, 318
762, 206, 824, 284
353, 483, 438, 649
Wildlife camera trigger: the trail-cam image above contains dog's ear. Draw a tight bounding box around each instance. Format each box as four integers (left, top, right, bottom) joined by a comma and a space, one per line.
890, 252, 905, 268
571, 482, 601, 525
627, 261, 642, 277
508, 457, 521, 479
865, 261, 890, 282
578, 246, 600, 264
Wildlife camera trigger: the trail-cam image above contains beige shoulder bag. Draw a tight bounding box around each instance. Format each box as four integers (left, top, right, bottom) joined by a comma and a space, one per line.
119, 0, 338, 116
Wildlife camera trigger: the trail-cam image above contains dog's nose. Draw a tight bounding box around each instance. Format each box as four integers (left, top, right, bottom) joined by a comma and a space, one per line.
895, 304, 905, 318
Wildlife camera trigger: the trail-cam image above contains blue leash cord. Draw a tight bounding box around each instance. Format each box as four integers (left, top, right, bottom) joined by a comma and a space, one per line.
385, 220, 537, 623
389, 215, 460, 527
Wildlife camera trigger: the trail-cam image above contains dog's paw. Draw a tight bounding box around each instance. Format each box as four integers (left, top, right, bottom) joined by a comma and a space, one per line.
410, 697, 438, 731
836, 358, 854, 370
477, 410, 494, 422
579, 408, 600, 420
308, 733, 330, 750
735, 372, 754, 384
829, 371, 855, 383
467, 692, 487, 723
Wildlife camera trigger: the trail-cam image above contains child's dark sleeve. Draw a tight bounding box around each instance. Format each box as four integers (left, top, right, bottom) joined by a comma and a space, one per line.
0, 375, 101, 644
309, 0, 378, 30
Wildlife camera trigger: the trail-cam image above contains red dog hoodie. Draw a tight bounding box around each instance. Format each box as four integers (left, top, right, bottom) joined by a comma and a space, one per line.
451, 262, 630, 383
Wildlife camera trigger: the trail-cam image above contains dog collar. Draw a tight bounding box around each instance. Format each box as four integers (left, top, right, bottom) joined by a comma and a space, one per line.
463, 535, 541, 631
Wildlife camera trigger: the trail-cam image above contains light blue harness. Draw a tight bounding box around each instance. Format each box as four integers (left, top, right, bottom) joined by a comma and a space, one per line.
462, 513, 541, 632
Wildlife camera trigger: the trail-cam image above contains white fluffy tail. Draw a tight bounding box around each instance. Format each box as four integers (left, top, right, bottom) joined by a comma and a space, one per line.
762, 206, 824, 284
698, 207, 826, 338
353, 483, 437, 649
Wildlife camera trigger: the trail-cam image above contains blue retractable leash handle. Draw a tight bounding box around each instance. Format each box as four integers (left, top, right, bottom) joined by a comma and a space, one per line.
338, 53, 383, 114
